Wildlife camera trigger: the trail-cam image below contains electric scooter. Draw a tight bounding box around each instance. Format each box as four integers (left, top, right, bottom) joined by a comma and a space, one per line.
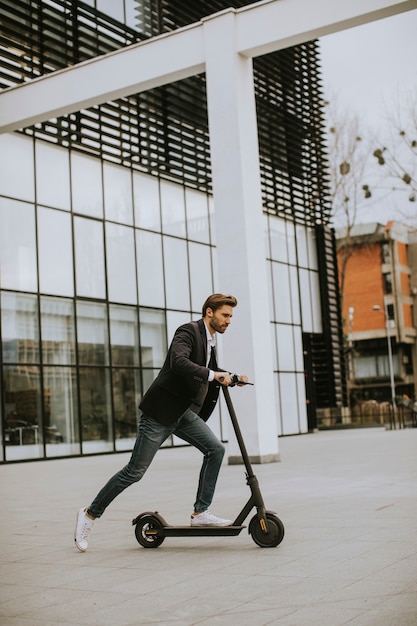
132, 375, 285, 548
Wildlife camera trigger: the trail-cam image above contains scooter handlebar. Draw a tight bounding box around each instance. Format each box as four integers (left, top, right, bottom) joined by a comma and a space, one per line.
219, 374, 254, 386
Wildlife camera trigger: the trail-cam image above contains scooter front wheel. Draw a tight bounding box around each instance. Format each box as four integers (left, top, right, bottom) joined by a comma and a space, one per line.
134, 514, 165, 548
249, 513, 285, 548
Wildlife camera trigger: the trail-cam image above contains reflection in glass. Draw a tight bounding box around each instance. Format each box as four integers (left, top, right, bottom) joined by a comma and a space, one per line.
113, 368, 141, 450
74, 217, 106, 299
163, 236, 190, 310
136, 230, 165, 308
35, 141, 71, 210
160, 179, 186, 237
1, 292, 39, 364
79, 367, 112, 452
77, 301, 109, 366
185, 188, 210, 243
106, 223, 137, 304
0, 198, 38, 292
133, 172, 161, 231
141, 368, 159, 397
71, 152, 103, 218
43, 366, 80, 457
103, 162, 133, 225
110, 305, 139, 367
140, 308, 166, 369
3, 364, 43, 460
41, 297, 75, 365
38, 207, 74, 296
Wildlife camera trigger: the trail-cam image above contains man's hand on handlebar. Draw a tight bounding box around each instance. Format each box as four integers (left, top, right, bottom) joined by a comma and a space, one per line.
214, 372, 251, 386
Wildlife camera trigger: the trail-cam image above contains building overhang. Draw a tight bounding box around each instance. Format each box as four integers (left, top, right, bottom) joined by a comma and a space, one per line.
0, 0, 416, 133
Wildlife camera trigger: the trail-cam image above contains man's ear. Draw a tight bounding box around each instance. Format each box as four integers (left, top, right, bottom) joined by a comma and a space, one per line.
205, 307, 214, 318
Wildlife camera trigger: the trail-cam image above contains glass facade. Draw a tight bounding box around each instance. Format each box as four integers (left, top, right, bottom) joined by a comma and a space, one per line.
0, 0, 347, 461
0, 131, 322, 460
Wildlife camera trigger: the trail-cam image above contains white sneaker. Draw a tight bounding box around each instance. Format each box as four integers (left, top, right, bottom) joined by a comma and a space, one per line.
190, 511, 232, 527
74, 508, 95, 552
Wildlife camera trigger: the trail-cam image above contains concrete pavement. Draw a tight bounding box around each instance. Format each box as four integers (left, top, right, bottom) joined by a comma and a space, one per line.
1, 427, 417, 625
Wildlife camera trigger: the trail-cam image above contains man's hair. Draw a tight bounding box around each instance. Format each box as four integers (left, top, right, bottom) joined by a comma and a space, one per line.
202, 293, 238, 316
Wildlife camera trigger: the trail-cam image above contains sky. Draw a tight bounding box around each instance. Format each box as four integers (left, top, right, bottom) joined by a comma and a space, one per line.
318, 8, 417, 226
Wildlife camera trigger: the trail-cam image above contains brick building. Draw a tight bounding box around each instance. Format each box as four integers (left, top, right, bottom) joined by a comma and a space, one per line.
336, 221, 417, 422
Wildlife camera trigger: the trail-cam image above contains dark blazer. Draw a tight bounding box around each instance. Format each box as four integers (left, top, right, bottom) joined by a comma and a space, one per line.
139, 319, 222, 426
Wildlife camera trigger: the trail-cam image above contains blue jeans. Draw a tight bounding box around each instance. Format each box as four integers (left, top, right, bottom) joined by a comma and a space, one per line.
87, 409, 226, 518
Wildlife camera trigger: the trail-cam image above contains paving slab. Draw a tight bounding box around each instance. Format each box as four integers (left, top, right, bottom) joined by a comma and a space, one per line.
1, 427, 417, 625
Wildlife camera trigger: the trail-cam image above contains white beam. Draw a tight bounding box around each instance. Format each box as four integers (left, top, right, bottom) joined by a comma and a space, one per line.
202, 11, 280, 461
0, 23, 205, 133
0, 0, 416, 133
236, 0, 417, 57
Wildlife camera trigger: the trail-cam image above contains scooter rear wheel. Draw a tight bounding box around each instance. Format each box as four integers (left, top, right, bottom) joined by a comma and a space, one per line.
249, 513, 285, 548
134, 514, 165, 548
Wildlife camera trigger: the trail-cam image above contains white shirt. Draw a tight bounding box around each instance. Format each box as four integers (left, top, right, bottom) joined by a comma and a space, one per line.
204, 322, 216, 382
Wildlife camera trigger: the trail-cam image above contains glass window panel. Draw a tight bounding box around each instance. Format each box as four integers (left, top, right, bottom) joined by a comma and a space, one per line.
106, 223, 137, 304
276, 325, 295, 371
3, 365, 43, 460
38, 207, 74, 297
1, 292, 39, 364
43, 366, 80, 457
133, 172, 161, 231
306, 227, 318, 270
299, 268, 313, 332
166, 310, 190, 344
141, 368, 159, 397
286, 221, 297, 265
71, 153, 103, 218
266, 261, 275, 321
113, 367, 141, 450
289, 266, 301, 325
125, 0, 139, 29
77, 301, 109, 366
110, 304, 139, 366
278, 372, 299, 435
272, 263, 291, 324
136, 230, 165, 308
41, 297, 75, 365
0, 198, 37, 292
296, 372, 308, 432
74, 217, 106, 299
268, 216, 288, 263
97, 0, 124, 21
0, 133, 34, 202
270, 323, 278, 371
274, 373, 283, 436
188, 243, 212, 314
79, 367, 112, 452
185, 188, 210, 243
296, 224, 308, 267
160, 180, 186, 237
310, 271, 322, 333
293, 325, 304, 372
35, 141, 70, 210
208, 196, 216, 245
140, 308, 167, 369
103, 162, 133, 225
163, 237, 190, 310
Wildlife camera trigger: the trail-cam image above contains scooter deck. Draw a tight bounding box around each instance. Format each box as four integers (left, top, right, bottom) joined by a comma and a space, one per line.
148, 525, 246, 538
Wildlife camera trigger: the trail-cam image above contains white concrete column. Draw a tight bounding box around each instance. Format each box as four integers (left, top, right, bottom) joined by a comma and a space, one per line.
202, 10, 279, 463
